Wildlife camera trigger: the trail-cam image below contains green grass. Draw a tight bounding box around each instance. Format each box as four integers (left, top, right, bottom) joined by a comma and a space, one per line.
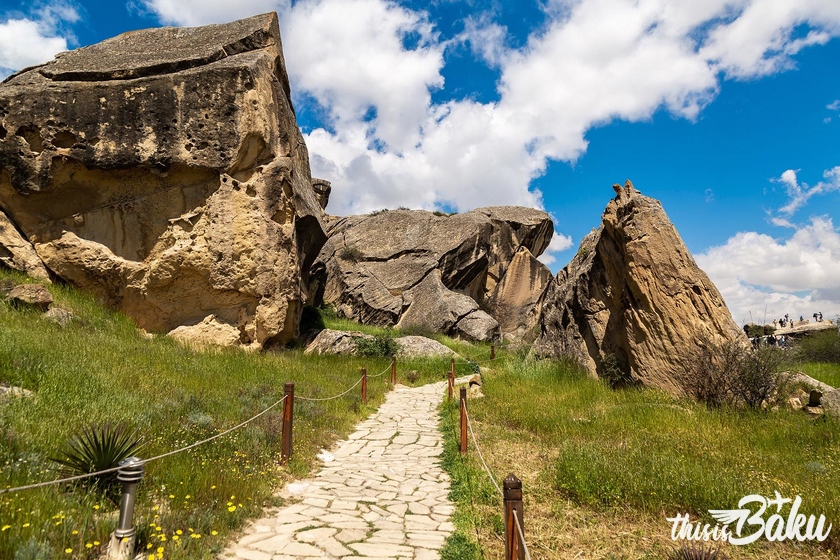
440, 355, 840, 558
797, 362, 840, 388
438, 397, 498, 559
0, 270, 471, 559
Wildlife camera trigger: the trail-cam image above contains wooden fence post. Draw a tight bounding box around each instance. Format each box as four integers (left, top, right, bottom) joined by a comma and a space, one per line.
391, 355, 396, 385
491, 344, 495, 361
459, 387, 467, 454
504, 473, 525, 560
361, 368, 367, 405
449, 358, 455, 400
281, 383, 294, 463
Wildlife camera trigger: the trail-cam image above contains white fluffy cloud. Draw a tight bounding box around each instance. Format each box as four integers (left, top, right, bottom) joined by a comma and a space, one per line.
775, 167, 840, 216
131, 0, 840, 223
538, 231, 574, 266
697, 216, 840, 323
0, 2, 79, 79
140, 0, 286, 27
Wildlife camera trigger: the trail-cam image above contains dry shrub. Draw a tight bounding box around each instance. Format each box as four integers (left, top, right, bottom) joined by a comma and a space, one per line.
678, 334, 784, 409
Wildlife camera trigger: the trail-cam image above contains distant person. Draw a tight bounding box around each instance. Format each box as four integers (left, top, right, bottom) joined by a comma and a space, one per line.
773, 319, 778, 328
819, 312, 823, 322
800, 315, 804, 322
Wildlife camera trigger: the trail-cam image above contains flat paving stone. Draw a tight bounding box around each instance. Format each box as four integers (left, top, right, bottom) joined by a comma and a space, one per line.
221, 378, 469, 559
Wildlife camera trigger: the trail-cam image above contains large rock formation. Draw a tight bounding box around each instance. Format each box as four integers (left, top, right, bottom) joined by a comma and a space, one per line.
308, 207, 553, 341
487, 246, 553, 339
533, 181, 746, 394
0, 13, 327, 347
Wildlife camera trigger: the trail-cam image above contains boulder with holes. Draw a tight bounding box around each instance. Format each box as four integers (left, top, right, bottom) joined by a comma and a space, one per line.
0, 13, 328, 348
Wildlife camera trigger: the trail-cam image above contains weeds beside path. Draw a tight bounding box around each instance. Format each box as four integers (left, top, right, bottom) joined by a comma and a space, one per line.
439, 357, 840, 559
0, 270, 475, 560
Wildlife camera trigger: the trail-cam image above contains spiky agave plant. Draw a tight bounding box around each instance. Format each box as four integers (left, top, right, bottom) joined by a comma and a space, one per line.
51, 422, 145, 499
665, 543, 730, 560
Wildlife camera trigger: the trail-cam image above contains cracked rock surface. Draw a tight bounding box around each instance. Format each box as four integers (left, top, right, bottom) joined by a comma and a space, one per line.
222, 378, 469, 560
0, 13, 326, 348
308, 207, 553, 341
533, 181, 747, 394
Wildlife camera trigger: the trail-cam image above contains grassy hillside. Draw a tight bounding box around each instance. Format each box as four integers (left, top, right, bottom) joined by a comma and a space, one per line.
3, 268, 838, 560
0, 270, 479, 559
439, 355, 840, 559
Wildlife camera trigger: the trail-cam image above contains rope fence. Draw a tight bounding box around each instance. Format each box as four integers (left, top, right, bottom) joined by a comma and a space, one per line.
512, 509, 533, 560
464, 405, 503, 498
296, 374, 365, 402
0, 394, 290, 496
457, 382, 534, 560
1, 345, 505, 559
1, 345, 490, 495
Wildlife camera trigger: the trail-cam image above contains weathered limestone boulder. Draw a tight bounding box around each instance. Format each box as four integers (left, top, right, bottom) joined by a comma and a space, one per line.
395, 335, 458, 358
782, 372, 835, 394
44, 307, 75, 326
487, 246, 553, 339
533, 181, 746, 394
6, 283, 52, 311
304, 329, 373, 355
0, 384, 34, 403
822, 389, 840, 420
168, 314, 242, 349
0, 13, 326, 348
0, 210, 50, 280
308, 207, 553, 341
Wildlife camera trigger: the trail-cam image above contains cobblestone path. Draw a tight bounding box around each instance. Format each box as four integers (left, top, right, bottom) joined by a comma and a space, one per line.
222, 378, 465, 560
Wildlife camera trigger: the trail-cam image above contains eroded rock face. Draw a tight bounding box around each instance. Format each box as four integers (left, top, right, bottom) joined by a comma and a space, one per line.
308, 207, 553, 341
0, 13, 326, 347
533, 181, 746, 394
0, 209, 50, 280
487, 246, 552, 339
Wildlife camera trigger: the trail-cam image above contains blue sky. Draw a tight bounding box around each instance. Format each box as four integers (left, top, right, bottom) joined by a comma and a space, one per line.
1, 0, 839, 324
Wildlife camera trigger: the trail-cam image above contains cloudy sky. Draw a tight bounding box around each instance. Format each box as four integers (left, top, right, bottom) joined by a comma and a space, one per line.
1, 0, 839, 324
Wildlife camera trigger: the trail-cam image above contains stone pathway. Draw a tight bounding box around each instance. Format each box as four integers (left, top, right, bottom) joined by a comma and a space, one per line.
222, 378, 466, 560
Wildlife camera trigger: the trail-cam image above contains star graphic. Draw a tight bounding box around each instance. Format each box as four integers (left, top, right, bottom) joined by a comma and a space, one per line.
766, 490, 792, 512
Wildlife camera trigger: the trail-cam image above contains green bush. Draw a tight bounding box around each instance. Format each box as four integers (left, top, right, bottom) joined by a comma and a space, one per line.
599, 352, 633, 388
299, 305, 326, 332
353, 332, 399, 358
797, 326, 840, 364
743, 323, 764, 338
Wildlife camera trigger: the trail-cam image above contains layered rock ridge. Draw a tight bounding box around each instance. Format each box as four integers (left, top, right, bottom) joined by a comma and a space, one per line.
308, 207, 554, 341
533, 181, 746, 393
0, 13, 327, 347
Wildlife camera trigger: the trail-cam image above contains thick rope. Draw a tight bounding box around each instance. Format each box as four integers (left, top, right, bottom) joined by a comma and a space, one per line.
463, 406, 503, 498
0, 394, 288, 495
